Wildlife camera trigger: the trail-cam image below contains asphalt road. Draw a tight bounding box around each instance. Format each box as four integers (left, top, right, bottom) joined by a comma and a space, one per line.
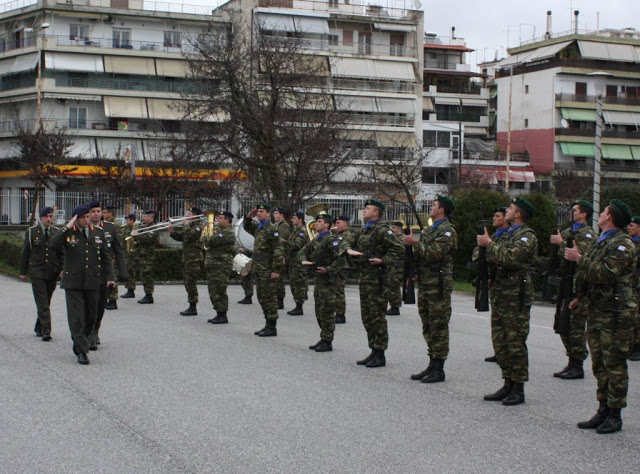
1, 275, 639, 473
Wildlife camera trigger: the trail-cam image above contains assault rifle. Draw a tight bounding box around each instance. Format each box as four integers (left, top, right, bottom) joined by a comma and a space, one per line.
542, 210, 563, 301
475, 212, 490, 312
553, 236, 575, 336
402, 226, 416, 304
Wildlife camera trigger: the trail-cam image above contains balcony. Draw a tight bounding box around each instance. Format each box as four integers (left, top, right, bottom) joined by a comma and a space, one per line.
555, 93, 640, 107
555, 127, 640, 140
256, 0, 420, 21
49, 72, 200, 94
49, 35, 189, 54
262, 34, 416, 58
424, 84, 483, 95
342, 113, 414, 128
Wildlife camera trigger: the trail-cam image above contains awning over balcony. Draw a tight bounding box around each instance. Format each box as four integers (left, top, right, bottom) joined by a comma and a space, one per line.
461, 98, 486, 107
104, 56, 155, 75
45, 52, 104, 73
156, 59, 187, 77
578, 41, 639, 62
376, 98, 416, 114
375, 131, 417, 148
434, 97, 461, 105
560, 142, 636, 160
148, 99, 181, 120
258, 13, 296, 32
603, 110, 639, 126
373, 22, 416, 32
335, 96, 377, 112
293, 17, 330, 35
331, 58, 414, 81
602, 144, 634, 160
43, 93, 102, 101
560, 142, 595, 157
561, 108, 597, 122
0, 53, 38, 74
632, 146, 640, 159
104, 97, 148, 118
423, 97, 434, 111
497, 41, 571, 67
461, 166, 535, 184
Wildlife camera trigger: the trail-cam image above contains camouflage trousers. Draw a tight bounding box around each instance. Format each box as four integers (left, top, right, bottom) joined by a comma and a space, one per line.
139, 254, 155, 295
256, 272, 278, 321
242, 270, 254, 297
387, 268, 403, 308
560, 304, 589, 361
183, 259, 202, 304
108, 272, 119, 301
359, 278, 388, 350
314, 278, 336, 342
417, 277, 452, 360
334, 273, 347, 316
289, 262, 308, 304
276, 263, 288, 300
206, 265, 231, 312
125, 253, 138, 291
587, 303, 635, 408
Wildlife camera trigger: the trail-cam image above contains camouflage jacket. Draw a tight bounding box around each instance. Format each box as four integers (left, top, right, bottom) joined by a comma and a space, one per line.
287, 226, 309, 262
133, 222, 159, 257
556, 223, 595, 275
202, 224, 235, 268
353, 220, 404, 280
487, 225, 538, 283
20, 224, 63, 280
170, 221, 203, 263
274, 220, 292, 259
299, 231, 345, 282
415, 218, 456, 282
243, 218, 285, 274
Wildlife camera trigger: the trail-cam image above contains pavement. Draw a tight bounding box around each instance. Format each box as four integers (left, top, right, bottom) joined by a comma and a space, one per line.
1, 274, 639, 473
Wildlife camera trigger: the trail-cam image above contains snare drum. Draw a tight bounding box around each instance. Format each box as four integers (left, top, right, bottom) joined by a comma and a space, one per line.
232, 253, 253, 276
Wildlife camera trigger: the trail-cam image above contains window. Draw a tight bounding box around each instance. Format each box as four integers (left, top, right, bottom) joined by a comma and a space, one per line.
343, 30, 353, 46
70, 24, 89, 41
329, 0, 338, 7
605, 85, 617, 97
390, 33, 404, 57
422, 130, 451, 148
112, 28, 131, 48
575, 82, 587, 96
524, 118, 529, 128
328, 34, 338, 46
524, 85, 529, 94
69, 107, 87, 129
358, 32, 372, 55
421, 167, 448, 184
164, 31, 181, 48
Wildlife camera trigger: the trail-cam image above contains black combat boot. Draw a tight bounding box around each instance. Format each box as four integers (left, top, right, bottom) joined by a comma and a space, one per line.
277, 296, 284, 310
287, 303, 304, 316
628, 345, 640, 361
410, 359, 434, 380
88, 340, 98, 351
596, 407, 623, 434
208, 312, 228, 324
502, 382, 525, 405
483, 379, 513, 401
315, 340, 333, 352
238, 295, 252, 304
335, 314, 346, 324
484, 355, 497, 362
105, 300, 117, 310
560, 358, 584, 379
180, 303, 198, 316
386, 306, 400, 316
77, 353, 90, 365
366, 349, 386, 368
138, 294, 154, 304
309, 340, 323, 350
257, 319, 277, 337
553, 358, 572, 377
357, 350, 375, 366
121, 289, 135, 299
577, 401, 609, 429
421, 359, 445, 383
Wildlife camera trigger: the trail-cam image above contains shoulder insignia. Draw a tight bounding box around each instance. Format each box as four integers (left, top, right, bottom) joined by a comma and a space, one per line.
585, 234, 592, 238
445, 232, 452, 237
387, 230, 392, 235
299, 232, 304, 236
218, 233, 223, 237
520, 237, 528, 242
617, 245, 627, 251
338, 236, 343, 240
196, 227, 201, 232
332, 240, 339, 246
274, 232, 279, 237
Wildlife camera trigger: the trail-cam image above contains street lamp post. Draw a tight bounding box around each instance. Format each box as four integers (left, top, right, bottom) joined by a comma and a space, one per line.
505, 65, 513, 194
25, 23, 51, 129
593, 96, 603, 229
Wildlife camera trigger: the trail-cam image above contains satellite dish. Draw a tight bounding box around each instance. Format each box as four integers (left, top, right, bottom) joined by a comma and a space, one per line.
413, 0, 422, 9
560, 119, 569, 128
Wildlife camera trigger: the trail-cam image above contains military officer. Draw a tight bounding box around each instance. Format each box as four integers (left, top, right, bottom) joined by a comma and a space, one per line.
19, 206, 63, 341
50, 204, 115, 365
550, 200, 595, 380
286, 211, 309, 316
102, 203, 120, 310
121, 213, 138, 299
87, 201, 127, 348
203, 210, 236, 324
132, 210, 159, 304
300, 214, 345, 352
627, 216, 640, 361
333, 214, 354, 324
346, 199, 403, 368
273, 207, 291, 310
243, 203, 285, 337
385, 220, 406, 316
478, 197, 538, 406
406, 195, 458, 384
566, 200, 636, 433
169, 207, 204, 316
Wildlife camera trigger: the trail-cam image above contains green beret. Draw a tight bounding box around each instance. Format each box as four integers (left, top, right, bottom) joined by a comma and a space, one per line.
256, 202, 272, 211
390, 220, 404, 228
316, 213, 334, 223
435, 195, 455, 214
365, 199, 385, 212
513, 197, 534, 217
631, 215, 640, 225
571, 200, 594, 213
609, 199, 632, 226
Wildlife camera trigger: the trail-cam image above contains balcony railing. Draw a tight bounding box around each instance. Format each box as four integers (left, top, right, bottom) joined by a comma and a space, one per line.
425, 84, 483, 95
0, 36, 37, 53
555, 93, 640, 107
0, 72, 36, 91
436, 113, 484, 122
342, 113, 414, 128
51, 35, 190, 53
424, 61, 459, 70
555, 128, 640, 139
257, 0, 419, 21
332, 77, 415, 94
263, 34, 415, 58
50, 73, 200, 94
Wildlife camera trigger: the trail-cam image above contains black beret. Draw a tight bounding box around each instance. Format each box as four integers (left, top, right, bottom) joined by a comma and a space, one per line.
256, 203, 271, 211
275, 207, 287, 214
39, 206, 54, 217
104, 203, 116, 211
365, 199, 385, 211
435, 195, 455, 214
144, 210, 155, 215
72, 204, 90, 217
190, 207, 203, 216
125, 213, 137, 220
87, 200, 100, 209
513, 197, 534, 217
571, 200, 594, 213
222, 210, 234, 220
609, 199, 632, 227
295, 211, 305, 219
336, 214, 350, 222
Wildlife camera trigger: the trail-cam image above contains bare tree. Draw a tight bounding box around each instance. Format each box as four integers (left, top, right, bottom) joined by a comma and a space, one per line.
553, 168, 593, 204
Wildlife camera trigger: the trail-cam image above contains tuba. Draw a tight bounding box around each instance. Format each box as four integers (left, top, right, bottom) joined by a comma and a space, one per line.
200, 210, 219, 251
305, 203, 330, 240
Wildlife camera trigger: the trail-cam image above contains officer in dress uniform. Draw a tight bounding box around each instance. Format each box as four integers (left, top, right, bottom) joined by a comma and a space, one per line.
333, 214, 354, 324
102, 203, 121, 310
20, 206, 63, 341
286, 211, 309, 316
50, 204, 115, 365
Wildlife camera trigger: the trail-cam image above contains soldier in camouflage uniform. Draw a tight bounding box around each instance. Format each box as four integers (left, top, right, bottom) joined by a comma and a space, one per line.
479, 197, 538, 406
132, 210, 159, 304
567, 200, 636, 434
406, 195, 457, 384
627, 216, 640, 361
286, 211, 309, 316
203, 211, 236, 324
19, 206, 63, 341
550, 200, 596, 379
244, 203, 285, 337
169, 207, 203, 316
273, 207, 291, 310
121, 213, 138, 299
102, 204, 121, 310
346, 199, 404, 368
333, 215, 354, 324
300, 214, 345, 352
385, 221, 406, 316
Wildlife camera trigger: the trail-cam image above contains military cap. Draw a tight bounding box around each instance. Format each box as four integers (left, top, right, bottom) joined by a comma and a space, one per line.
336, 214, 350, 222
295, 211, 305, 219
275, 206, 287, 214
631, 215, 640, 225
144, 209, 155, 215
435, 195, 455, 215
494, 207, 507, 215
72, 204, 90, 217
390, 220, 404, 228
104, 203, 116, 211
609, 199, 632, 227
190, 206, 202, 216
512, 197, 534, 217
87, 200, 100, 209
316, 213, 334, 223
222, 210, 234, 220
256, 202, 272, 211
39, 206, 54, 217
365, 199, 385, 212
571, 199, 594, 213
125, 213, 137, 220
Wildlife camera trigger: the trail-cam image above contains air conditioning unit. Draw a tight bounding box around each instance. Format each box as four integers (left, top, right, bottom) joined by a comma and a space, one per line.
57, 98, 67, 104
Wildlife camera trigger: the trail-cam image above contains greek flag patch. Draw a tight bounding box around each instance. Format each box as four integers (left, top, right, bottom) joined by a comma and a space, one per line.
445, 232, 451, 237
586, 234, 592, 238
299, 232, 304, 236
274, 232, 279, 237
521, 237, 528, 242
218, 233, 223, 238
388, 230, 393, 235
618, 245, 626, 251
333, 241, 339, 246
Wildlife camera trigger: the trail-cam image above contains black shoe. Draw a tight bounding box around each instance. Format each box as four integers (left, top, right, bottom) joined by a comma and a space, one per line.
366, 349, 386, 368
238, 296, 252, 304
502, 382, 525, 405
277, 297, 284, 310
553, 360, 571, 378
357, 350, 375, 366
77, 353, 89, 365
309, 340, 323, 350
138, 294, 154, 304
96, 337, 100, 345
209, 313, 228, 324
254, 325, 268, 335
578, 401, 609, 429
484, 355, 497, 363
180, 304, 198, 316
628, 345, 640, 361
35, 331, 43, 337
105, 300, 117, 310
410, 360, 434, 381
287, 303, 304, 316
89, 341, 98, 351
386, 306, 400, 316
421, 359, 445, 383
121, 289, 135, 299
483, 379, 513, 401
42, 335, 52, 342
335, 314, 346, 324
560, 364, 584, 380
257, 326, 277, 337
315, 341, 333, 352
596, 408, 623, 434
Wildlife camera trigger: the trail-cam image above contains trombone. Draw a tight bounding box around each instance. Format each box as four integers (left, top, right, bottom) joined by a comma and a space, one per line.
125, 214, 204, 241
